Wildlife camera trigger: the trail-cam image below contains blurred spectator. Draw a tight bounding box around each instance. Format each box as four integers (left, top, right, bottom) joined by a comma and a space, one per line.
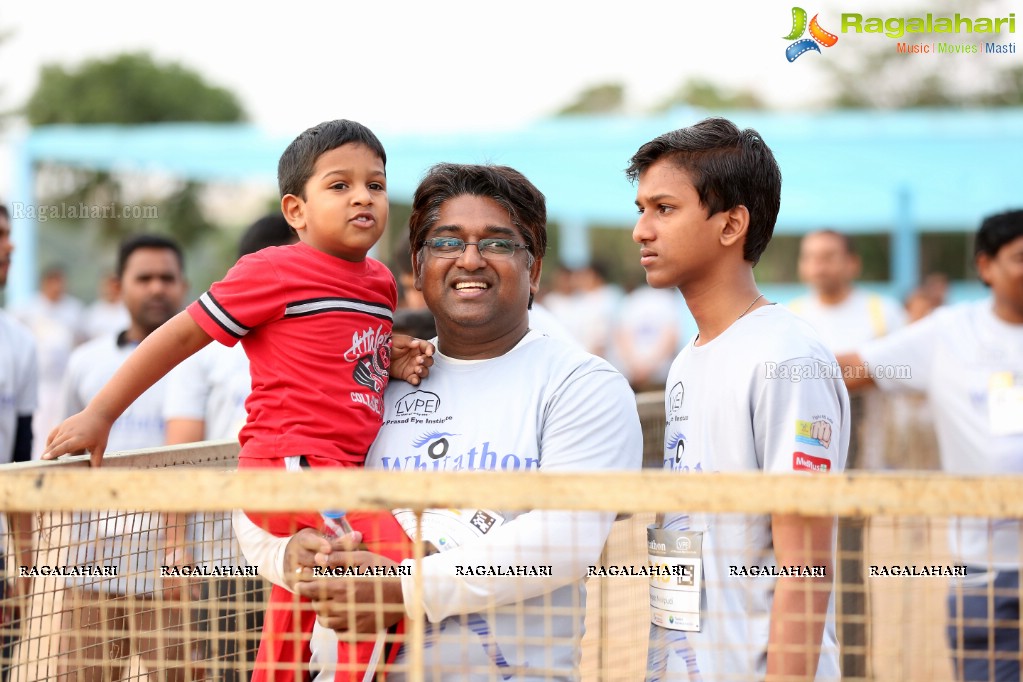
539, 262, 578, 326
568, 261, 623, 357
11, 265, 84, 459
82, 271, 130, 340
905, 272, 949, 322
789, 229, 906, 678
57, 235, 192, 680
392, 242, 427, 311
789, 229, 906, 470
609, 285, 683, 392
0, 204, 36, 682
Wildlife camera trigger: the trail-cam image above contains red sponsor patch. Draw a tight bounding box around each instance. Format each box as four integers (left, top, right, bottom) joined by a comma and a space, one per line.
792, 451, 830, 473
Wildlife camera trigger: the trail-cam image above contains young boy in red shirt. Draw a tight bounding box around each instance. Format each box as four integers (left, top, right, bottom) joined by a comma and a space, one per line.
44, 119, 431, 681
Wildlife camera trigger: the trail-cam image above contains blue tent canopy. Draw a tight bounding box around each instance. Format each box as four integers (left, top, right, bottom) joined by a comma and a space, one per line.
8, 108, 1023, 305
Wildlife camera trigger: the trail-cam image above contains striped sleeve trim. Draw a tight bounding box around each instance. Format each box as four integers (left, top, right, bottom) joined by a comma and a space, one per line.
284, 297, 393, 322
197, 291, 249, 339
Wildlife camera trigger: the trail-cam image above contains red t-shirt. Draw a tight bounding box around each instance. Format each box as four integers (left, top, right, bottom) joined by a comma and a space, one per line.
187, 242, 397, 464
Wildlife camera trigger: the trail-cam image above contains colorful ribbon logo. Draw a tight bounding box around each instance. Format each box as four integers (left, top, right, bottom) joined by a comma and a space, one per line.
784, 7, 838, 62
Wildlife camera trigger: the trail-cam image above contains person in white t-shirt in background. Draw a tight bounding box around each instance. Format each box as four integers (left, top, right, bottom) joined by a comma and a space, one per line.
83, 271, 130, 341
57, 234, 192, 681
11, 265, 86, 460
162, 213, 296, 682
609, 282, 684, 392
838, 209, 1023, 682
569, 261, 622, 358
788, 229, 907, 678
0, 204, 38, 682
789, 230, 906, 470
631, 118, 849, 681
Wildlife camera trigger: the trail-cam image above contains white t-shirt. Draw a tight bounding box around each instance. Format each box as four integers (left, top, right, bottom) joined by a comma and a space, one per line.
861, 298, 1023, 569
236, 331, 643, 681
62, 333, 171, 595
608, 287, 684, 386
649, 305, 849, 682
83, 300, 130, 341
0, 311, 37, 463
788, 289, 905, 355
163, 342, 251, 567
527, 302, 578, 346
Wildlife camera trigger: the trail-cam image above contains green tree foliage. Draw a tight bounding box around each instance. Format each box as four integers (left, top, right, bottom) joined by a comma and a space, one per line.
555, 83, 626, 115
651, 78, 765, 112
26, 52, 243, 124
818, 1, 1021, 108
25, 52, 246, 249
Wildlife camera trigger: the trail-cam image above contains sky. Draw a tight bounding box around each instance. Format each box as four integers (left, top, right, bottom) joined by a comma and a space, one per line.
1, 0, 1019, 195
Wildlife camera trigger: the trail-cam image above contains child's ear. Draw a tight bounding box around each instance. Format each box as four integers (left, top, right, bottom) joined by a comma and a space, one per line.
719, 205, 750, 249
280, 194, 306, 231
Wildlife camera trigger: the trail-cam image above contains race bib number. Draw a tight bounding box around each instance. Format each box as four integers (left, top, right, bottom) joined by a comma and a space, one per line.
393, 508, 506, 552
648, 526, 703, 632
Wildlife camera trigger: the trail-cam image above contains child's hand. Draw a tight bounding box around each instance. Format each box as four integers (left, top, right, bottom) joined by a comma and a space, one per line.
390, 334, 435, 386
42, 408, 114, 467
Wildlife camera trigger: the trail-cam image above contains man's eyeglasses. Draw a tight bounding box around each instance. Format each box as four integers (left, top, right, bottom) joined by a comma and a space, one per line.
424, 237, 527, 260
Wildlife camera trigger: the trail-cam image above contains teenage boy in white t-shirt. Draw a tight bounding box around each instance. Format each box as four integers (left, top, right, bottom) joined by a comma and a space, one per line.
838, 209, 1023, 682
630, 118, 850, 681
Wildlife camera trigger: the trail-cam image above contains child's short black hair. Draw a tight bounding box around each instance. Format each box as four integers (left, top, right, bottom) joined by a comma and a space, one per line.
277, 120, 387, 199
626, 117, 782, 265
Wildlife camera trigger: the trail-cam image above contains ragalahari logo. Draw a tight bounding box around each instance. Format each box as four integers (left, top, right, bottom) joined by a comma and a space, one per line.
784, 7, 839, 61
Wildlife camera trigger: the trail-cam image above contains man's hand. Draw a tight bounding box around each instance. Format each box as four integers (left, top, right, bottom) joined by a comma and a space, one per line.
42, 407, 114, 467
294, 550, 405, 634
161, 547, 201, 602
390, 334, 435, 386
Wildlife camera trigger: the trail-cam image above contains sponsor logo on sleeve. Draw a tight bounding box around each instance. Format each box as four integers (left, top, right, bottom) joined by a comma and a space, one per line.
793, 451, 831, 472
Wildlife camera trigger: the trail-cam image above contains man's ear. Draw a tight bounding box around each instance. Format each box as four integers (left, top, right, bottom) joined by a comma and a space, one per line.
529, 257, 543, 297
976, 251, 992, 287
280, 194, 306, 232
719, 205, 750, 249
411, 249, 424, 291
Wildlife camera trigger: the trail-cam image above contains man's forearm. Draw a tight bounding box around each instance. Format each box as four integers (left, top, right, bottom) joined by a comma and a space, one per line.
766, 574, 832, 680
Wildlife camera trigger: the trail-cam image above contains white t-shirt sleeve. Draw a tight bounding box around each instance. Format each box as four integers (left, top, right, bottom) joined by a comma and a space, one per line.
232, 510, 291, 590
859, 312, 942, 393
17, 339, 38, 417
882, 297, 908, 334
402, 367, 643, 623
60, 350, 87, 419
162, 351, 211, 423
755, 357, 849, 475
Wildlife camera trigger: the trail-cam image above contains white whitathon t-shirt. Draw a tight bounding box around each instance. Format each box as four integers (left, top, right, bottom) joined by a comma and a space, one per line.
649, 305, 848, 682
62, 333, 171, 595
306, 331, 643, 681
861, 298, 1023, 569
0, 311, 37, 463
163, 342, 251, 567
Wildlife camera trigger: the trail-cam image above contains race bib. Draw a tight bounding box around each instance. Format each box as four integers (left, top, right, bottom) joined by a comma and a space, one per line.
648, 526, 703, 632
393, 508, 506, 552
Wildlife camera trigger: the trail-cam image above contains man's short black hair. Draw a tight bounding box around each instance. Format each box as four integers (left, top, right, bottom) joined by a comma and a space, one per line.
238, 213, 297, 258
0, 204, 8, 220
975, 209, 1023, 259
116, 234, 184, 278
277, 120, 387, 199
626, 117, 782, 265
